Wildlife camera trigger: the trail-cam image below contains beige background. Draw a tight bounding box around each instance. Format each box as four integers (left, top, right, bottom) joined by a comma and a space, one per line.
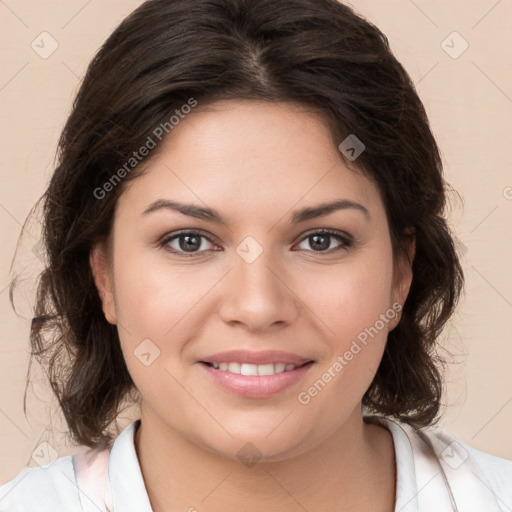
1, 0, 511, 484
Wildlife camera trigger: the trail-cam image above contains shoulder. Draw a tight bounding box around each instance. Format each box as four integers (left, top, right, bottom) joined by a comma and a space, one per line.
454, 436, 512, 499
0, 455, 82, 512
425, 424, 511, 474
411, 421, 512, 508
366, 414, 512, 510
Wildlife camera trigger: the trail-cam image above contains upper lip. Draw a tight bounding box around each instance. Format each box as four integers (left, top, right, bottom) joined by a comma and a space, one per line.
200, 350, 313, 366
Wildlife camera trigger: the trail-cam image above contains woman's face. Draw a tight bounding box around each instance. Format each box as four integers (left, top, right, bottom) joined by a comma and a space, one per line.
91, 100, 413, 461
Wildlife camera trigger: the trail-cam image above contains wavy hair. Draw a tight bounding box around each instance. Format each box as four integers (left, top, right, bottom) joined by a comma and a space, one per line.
11, 0, 464, 449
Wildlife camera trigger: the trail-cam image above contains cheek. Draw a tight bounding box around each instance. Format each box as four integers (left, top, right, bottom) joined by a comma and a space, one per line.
295, 246, 394, 399
298, 249, 394, 343
110, 249, 222, 390
110, 259, 194, 413
111, 247, 206, 336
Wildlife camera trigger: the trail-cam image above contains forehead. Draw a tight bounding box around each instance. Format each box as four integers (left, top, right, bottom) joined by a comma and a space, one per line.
117, 100, 382, 223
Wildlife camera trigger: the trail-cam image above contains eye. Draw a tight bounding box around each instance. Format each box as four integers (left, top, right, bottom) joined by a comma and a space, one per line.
294, 229, 352, 253
160, 229, 218, 256
159, 228, 353, 257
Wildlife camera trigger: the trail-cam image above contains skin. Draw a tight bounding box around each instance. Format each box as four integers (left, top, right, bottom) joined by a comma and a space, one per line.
90, 100, 415, 511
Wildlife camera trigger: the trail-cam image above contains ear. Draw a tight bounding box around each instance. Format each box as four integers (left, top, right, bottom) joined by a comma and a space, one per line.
391, 228, 415, 321
89, 242, 117, 325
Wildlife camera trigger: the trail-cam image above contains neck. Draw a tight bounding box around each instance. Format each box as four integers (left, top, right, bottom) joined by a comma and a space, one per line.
134, 404, 396, 512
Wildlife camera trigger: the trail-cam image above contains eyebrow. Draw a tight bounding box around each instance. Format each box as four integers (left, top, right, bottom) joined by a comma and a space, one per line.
141, 198, 371, 223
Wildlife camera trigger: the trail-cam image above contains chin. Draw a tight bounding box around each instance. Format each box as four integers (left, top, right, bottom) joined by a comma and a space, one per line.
191, 418, 315, 464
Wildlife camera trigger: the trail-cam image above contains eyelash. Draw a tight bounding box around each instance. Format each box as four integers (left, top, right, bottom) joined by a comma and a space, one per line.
159, 228, 353, 257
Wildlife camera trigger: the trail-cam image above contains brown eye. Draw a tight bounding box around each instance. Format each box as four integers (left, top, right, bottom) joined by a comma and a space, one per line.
295, 230, 352, 253
161, 230, 216, 256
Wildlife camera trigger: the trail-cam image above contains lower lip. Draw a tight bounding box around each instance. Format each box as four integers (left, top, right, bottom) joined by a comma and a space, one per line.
198, 362, 314, 399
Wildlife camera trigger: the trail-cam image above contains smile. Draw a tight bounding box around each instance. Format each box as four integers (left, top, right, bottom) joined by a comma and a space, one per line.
198, 354, 315, 399
205, 362, 301, 375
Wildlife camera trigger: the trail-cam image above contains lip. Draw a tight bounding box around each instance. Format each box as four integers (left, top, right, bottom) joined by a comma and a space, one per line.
199, 349, 312, 366
197, 350, 315, 399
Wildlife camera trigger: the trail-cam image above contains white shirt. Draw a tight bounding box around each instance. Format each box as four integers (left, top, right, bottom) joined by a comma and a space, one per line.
1, 415, 510, 511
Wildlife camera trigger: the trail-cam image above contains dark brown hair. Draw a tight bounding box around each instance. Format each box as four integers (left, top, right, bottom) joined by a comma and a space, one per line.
11, 0, 464, 449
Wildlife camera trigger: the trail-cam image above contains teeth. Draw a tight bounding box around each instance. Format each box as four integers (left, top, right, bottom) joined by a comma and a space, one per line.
227, 362, 241, 374
256, 364, 275, 376
209, 362, 298, 375
241, 363, 258, 376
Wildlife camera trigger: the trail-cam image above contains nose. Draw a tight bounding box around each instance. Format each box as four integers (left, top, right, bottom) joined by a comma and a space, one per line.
218, 249, 300, 333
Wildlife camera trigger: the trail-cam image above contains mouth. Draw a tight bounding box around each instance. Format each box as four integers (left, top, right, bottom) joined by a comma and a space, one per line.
197, 350, 315, 399
200, 360, 314, 376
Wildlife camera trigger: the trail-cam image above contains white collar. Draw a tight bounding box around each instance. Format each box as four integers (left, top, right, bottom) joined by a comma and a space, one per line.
93, 416, 503, 512
108, 419, 152, 511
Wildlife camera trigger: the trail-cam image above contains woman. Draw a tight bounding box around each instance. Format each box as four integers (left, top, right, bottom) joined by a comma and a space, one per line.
1, 0, 510, 510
